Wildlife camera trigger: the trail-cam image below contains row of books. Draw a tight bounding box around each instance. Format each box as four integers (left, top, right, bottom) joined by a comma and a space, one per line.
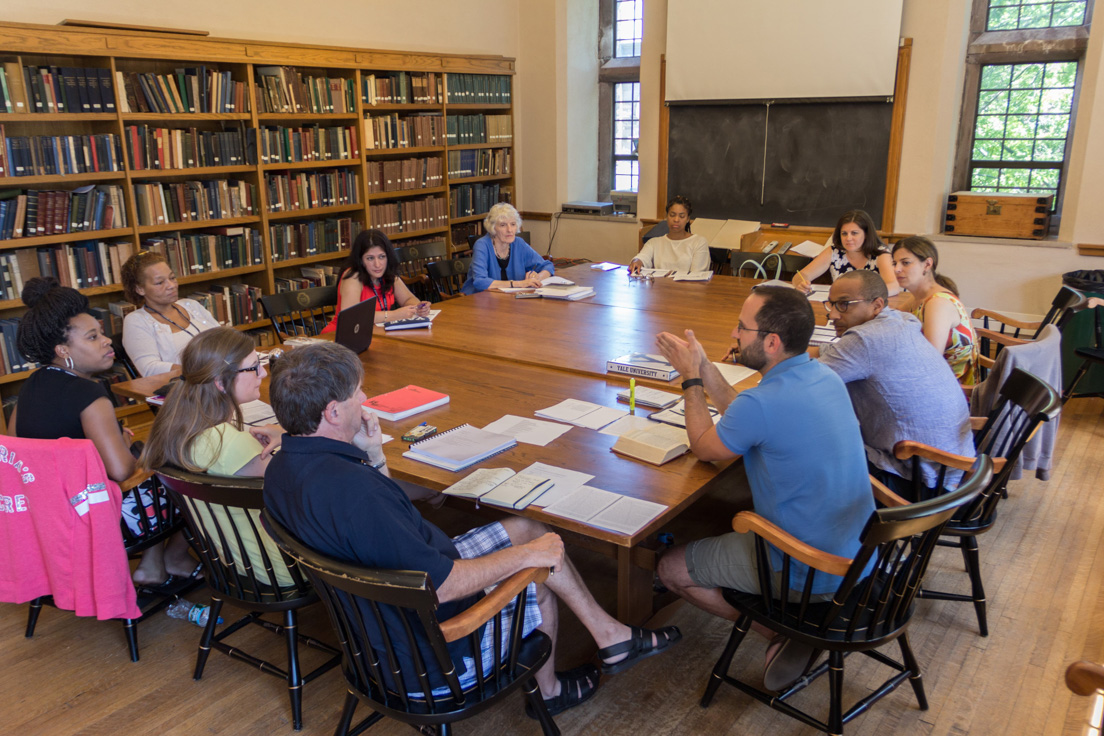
257, 124, 360, 165
450, 221, 483, 249
0, 128, 123, 178
21, 240, 135, 293
265, 169, 359, 212
133, 179, 256, 227
0, 64, 116, 114
275, 264, 341, 292
0, 185, 127, 241
447, 148, 511, 179
141, 227, 263, 277
362, 72, 443, 106
362, 113, 444, 150
254, 67, 356, 114
445, 114, 513, 146
366, 157, 444, 193
124, 125, 254, 171
117, 68, 247, 115
369, 196, 448, 235
269, 217, 360, 262
0, 318, 34, 374
187, 284, 265, 327
444, 74, 511, 105
449, 182, 505, 219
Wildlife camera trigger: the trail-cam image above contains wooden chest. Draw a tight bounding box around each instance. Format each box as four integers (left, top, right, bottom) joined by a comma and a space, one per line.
944, 191, 1054, 239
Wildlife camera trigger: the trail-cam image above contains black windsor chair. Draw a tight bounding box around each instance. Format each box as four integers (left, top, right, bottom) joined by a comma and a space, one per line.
426, 257, 472, 301
260, 509, 560, 736
700, 458, 993, 735
157, 467, 340, 730
972, 285, 1087, 380
891, 367, 1061, 636
260, 285, 338, 341
395, 239, 450, 302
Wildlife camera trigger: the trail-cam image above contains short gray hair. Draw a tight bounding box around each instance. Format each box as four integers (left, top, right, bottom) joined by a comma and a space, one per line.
269, 342, 363, 435
483, 202, 522, 235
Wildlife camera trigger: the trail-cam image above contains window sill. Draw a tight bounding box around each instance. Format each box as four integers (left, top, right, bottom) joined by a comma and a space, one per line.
932, 232, 1073, 250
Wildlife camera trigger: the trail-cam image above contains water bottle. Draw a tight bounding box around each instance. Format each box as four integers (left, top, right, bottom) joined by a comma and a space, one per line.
165, 598, 223, 627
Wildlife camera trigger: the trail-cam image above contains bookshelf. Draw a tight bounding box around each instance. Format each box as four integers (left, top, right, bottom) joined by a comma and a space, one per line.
0, 20, 515, 423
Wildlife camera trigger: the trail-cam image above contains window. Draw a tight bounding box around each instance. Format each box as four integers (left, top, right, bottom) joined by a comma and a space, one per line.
615, 1, 644, 58
954, 0, 1093, 226
613, 82, 640, 192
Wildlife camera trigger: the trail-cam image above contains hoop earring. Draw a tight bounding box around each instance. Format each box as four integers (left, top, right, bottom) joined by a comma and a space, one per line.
64, 355, 75, 370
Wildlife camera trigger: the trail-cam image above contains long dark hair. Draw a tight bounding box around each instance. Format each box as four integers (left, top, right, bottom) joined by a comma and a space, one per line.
893, 236, 960, 296
338, 229, 399, 291
832, 209, 884, 260
666, 195, 693, 235
16, 277, 95, 365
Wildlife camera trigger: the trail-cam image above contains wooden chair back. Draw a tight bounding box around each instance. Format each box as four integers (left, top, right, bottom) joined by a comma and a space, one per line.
744, 457, 992, 643
395, 239, 450, 301
260, 509, 554, 731
426, 257, 471, 300
260, 285, 337, 342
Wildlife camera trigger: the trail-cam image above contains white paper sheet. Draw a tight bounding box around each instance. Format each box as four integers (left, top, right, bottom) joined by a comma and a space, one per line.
241, 400, 277, 426
542, 486, 669, 536
591, 262, 622, 271
570, 405, 627, 430
599, 414, 657, 437
536, 399, 604, 422
790, 240, 828, 258
481, 415, 573, 446
671, 270, 714, 281
711, 362, 759, 386
521, 463, 595, 507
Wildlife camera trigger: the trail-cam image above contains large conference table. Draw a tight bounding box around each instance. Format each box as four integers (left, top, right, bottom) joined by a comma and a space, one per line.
118, 265, 792, 623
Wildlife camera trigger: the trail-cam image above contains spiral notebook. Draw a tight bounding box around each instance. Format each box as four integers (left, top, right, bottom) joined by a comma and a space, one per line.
402, 424, 517, 472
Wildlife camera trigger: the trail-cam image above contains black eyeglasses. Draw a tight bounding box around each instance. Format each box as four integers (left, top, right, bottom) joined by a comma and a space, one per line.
823, 298, 870, 314
736, 323, 772, 336
234, 360, 262, 374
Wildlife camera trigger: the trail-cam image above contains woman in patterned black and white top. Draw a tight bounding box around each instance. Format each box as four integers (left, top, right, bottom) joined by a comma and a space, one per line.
793, 210, 900, 296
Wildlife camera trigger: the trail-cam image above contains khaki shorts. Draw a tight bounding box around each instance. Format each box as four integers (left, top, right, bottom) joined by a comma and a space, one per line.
686, 531, 834, 602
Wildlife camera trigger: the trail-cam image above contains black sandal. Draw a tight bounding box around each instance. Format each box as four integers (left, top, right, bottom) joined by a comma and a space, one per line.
598, 625, 682, 675
524, 663, 601, 719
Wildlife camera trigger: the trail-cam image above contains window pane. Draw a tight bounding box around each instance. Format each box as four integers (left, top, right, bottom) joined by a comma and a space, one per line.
1036, 114, 1068, 138
1031, 169, 1060, 189
612, 82, 640, 192
973, 139, 1003, 159
1005, 114, 1037, 138
979, 90, 1009, 114
985, 1, 1086, 30
614, 0, 644, 59
1033, 138, 1066, 160
972, 168, 1001, 189
1044, 61, 1077, 87
1010, 63, 1044, 89
981, 65, 1011, 89
1008, 88, 1041, 114
1041, 88, 1073, 113
1002, 139, 1034, 160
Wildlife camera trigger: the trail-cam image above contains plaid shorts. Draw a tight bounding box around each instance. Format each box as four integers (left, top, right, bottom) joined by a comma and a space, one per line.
441, 521, 543, 693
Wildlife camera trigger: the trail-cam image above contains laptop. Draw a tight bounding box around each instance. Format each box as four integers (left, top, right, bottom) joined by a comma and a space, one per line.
334, 296, 377, 354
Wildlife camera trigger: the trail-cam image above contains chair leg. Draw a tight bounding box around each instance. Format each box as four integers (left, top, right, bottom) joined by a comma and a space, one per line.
961, 537, 988, 637
827, 651, 845, 735
285, 609, 304, 731
524, 676, 561, 736
1064, 359, 1091, 403
898, 633, 928, 710
123, 618, 140, 662
333, 692, 358, 736
25, 597, 44, 637
701, 615, 751, 708
194, 597, 224, 680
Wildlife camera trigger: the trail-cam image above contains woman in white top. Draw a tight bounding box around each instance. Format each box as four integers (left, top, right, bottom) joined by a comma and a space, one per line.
121, 252, 220, 377
629, 196, 710, 275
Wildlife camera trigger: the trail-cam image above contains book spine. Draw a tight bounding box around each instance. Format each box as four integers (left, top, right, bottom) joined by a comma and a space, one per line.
606, 362, 675, 381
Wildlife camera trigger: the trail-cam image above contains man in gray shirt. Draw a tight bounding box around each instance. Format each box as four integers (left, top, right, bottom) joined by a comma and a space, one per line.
818, 270, 974, 495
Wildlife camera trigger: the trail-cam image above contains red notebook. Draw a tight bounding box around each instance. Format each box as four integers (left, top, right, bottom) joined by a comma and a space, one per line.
363, 385, 450, 422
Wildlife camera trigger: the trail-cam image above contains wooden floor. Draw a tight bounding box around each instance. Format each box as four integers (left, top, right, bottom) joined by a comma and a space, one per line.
4, 398, 1104, 735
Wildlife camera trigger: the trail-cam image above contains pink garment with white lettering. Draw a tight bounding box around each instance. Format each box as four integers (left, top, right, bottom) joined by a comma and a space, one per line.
0, 436, 140, 620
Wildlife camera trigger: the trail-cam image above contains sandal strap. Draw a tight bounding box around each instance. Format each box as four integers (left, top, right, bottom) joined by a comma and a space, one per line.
597, 625, 646, 660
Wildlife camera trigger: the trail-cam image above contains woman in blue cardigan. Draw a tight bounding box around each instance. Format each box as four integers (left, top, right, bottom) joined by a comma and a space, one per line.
461, 202, 554, 294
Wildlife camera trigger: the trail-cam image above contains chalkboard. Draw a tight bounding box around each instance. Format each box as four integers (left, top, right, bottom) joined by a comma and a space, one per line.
666, 101, 893, 228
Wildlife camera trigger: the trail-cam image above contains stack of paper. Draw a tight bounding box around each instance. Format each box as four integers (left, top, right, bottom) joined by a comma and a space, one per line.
590, 262, 621, 271
520, 462, 595, 507
402, 424, 516, 471
616, 386, 680, 409
481, 414, 573, 446
810, 325, 841, 346
536, 285, 595, 300
536, 399, 626, 430
541, 276, 575, 286
241, 400, 277, 426
442, 468, 553, 509
363, 385, 450, 421
638, 268, 673, 278
542, 486, 668, 536
805, 284, 831, 302
671, 270, 714, 282
648, 399, 720, 428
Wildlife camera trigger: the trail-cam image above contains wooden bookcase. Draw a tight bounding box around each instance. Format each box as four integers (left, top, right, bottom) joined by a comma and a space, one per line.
0, 20, 515, 427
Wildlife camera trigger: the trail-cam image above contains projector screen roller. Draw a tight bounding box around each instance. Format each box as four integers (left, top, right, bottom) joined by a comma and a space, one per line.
665, 0, 904, 102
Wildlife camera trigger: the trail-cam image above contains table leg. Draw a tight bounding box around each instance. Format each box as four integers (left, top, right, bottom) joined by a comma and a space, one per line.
617, 545, 655, 625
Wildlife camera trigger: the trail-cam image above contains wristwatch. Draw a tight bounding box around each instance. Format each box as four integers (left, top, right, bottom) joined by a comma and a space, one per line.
681, 378, 704, 390
369, 458, 387, 470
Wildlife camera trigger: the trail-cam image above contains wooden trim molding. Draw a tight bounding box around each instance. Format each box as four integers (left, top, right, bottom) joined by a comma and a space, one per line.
882, 38, 912, 233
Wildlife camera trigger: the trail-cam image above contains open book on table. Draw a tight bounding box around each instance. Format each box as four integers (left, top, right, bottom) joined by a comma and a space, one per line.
441, 468, 554, 509
542, 486, 668, 536
610, 422, 690, 466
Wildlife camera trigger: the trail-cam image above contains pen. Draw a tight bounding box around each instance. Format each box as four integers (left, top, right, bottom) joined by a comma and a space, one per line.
629, 378, 636, 414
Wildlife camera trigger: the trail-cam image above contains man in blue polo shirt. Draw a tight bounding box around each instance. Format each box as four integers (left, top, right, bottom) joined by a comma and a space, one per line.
655, 285, 873, 692
264, 342, 680, 719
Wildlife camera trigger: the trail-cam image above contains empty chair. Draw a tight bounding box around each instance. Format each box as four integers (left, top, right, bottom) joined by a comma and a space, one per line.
895, 368, 1061, 636
157, 467, 340, 731
260, 285, 337, 342
396, 238, 450, 302
261, 509, 560, 736
426, 257, 472, 300
971, 285, 1087, 379
700, 458, 992, 735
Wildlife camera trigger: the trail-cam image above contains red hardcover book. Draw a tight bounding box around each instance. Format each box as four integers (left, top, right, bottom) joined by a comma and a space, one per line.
362, 385, 450, 422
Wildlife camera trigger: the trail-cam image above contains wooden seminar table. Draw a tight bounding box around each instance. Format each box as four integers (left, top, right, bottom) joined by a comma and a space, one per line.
113, 340, 740, 623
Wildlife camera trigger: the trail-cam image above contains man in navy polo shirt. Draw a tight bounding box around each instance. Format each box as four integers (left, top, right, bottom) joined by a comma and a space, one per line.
264, 342, 680, 718
655, 286, 874, 692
